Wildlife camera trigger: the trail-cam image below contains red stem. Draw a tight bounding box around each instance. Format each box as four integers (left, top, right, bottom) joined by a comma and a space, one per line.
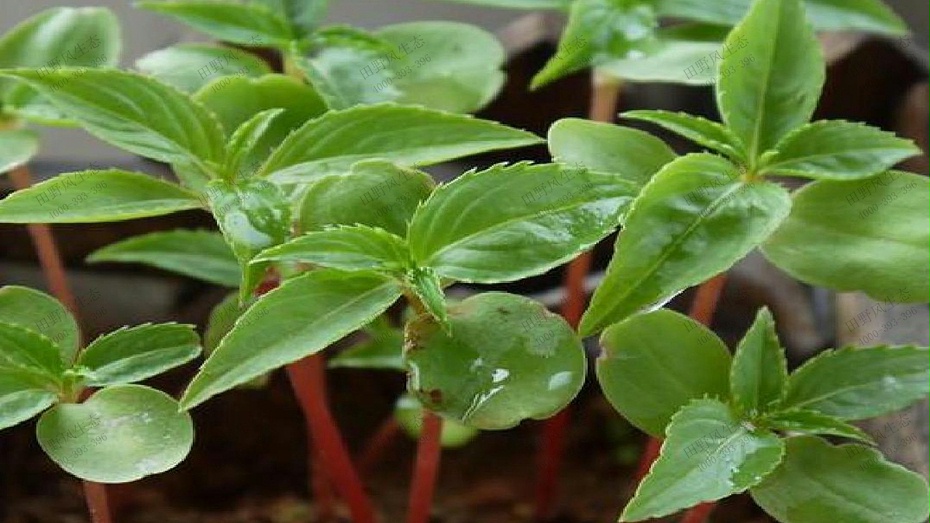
359, 416, 402, 475
680, 502, 716, 523
312, 446, 338, 522
406, 411, 443, 523
533, 74, 622, 522
82, 480, 113, 523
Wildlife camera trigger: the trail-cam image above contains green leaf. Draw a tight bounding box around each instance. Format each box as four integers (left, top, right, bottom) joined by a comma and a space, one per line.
622, 398, 784, 521
299, 160, 434, 237
395, 393, 479, 448
0, 7, 121, 103
329, 316, 405, 371
596, 309, 732, 437
761, 120, 919, 180
621, 110, 743, 160
0, 367, 57, 430
0, 170, 202, 224
782, 345, 929, 420
730, 308, 787, 416
138, 1, 293, 47
181, 269, 402, 409
0, 321, 67, 379
426, 0, 569, 8
404, 292, 585, 430
750, 436, 929, 523
225, 108, 284, 179
135, 44, 272, 94
531, 0, 657, 89
762, 171, 929, 302
36, 384, 193, 483
0, 129, 38, 173
203, 293, 241, 354
253, 0, 328, 38
547, 118, 675, 188
255, 225, 410, 272
205, 178, 290, 299
87, 229, 240, 287
375, 21, 506, 113
406, 267, 448, 328
259, 103, 542, 182
716, 0, 824, 162
762, 409, 874, 444
408, 162, 634, 283
76, 324, 200, 387
0, 286, 79, 364
579, 154, 791, 335
0, 69, 225, 172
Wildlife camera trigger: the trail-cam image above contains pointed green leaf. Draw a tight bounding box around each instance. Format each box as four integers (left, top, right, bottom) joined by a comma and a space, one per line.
181, 270, 402, 409
0, 368, 57, 430
750, 436, 929, 523
329, 316, 404, 371
255, 225, 410, 272
135, 44, 272, 94
783, 345, 929, 420
762, 171, 929, 302
36, 385, 193, 483
299, 160, 434, 237
596, 309, 732, 437
225, 108, 284, 178
259, 103, 542, 182
548, 118, 676, 187
0, 170, 202, 223
254, 0, 329, 37
622, 110, 743, 160
405, 292, 585, 430
76, 324, 200, 386
579, 154, 791, 335
762, 120, 919, 180
0, 129, 38, 174
731, 308, 788, 416
87, 229, 240, 287
0, 69, 225, 171
138, 1, 293, 47
408, 162, 634, 283
407, 266, 448, 328
0, 286, 79, 363
763, 409, 874, 444
204, 293, 242, 354
716, 0, 824, 161
395, 393, 479, 448
0, 321, 67, 379
622, 398, 785, 521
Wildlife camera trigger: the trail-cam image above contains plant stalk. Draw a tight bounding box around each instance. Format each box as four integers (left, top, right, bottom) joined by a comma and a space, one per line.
82, 480, 113, 523
406, 410, 444, 523
359, 416, 402, 474
533, 72, 622, 522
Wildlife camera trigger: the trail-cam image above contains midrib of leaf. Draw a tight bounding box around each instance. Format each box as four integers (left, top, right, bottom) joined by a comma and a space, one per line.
788, 367, 926, 412
795, 464, 892, 521
745, 12, 780, 163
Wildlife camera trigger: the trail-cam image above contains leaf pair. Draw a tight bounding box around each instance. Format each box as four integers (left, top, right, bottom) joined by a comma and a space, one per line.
597, 308, 929, 521
0, 286, 199, 483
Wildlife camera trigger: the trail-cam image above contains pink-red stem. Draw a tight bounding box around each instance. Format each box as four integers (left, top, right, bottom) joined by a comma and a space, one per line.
359, 416, 402, 475
406, 410, 444, 523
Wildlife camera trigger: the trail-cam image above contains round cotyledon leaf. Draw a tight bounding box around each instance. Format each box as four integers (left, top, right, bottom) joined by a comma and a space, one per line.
36, 384, 193, 483
404, 292, 586, 430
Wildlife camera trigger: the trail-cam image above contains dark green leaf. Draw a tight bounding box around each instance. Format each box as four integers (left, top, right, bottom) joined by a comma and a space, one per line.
329, 316, 405, 371
76, 323, 200, 386
0, 129, 38, 173
225, 108, 284, 179
0, 286, 79, 363
135, 44, 272, 94
730, 308, 787, 416
254, 0, 329, 37
138, 1, 293, 47
0, 367, 57, 430
763, 409, 874, 444
407, 266, 448, 328
0, 321, 67, 379
254, 225, 410, 272
622, 109, 743, 160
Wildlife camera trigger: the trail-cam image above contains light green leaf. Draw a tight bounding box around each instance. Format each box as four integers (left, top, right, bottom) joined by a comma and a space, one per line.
716, 0, 824, 162
0, 367, 57, 430
596, 309, 731, 437
547, 118, 675, 188
0, 286, 79, 364
532, 0, 657, 89
761, 120, 919, 180
138, 1, 293, 47
0, 129, 38, 174
408, 162, 634, 283
730, 308, 787, 416
0, 321, 67, 379
87, 230, 239, 287
299, 160, 434, 237
579, 154, 791, 336
395, 393, 479, 448
0, 69, 226, 172
0, 170, 202, 224
762, 171, 929, 302
405, 292, 585, 430
254, 0, 329, 38
763, 409, 874, 444
255, 225, 410, 272
36, 384, 194, 483
621, 109, 743, 160
76, 324, 200, 386
181, 269, 402, 409
329, 316, 405, 371
622, 399, 785, 521
135, 44, 272, 94
259, 103, 542, 182
406, 266, 448, 328
782, 345, 929, 420
750, 436, 929, 523
225, 108, 284, 179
